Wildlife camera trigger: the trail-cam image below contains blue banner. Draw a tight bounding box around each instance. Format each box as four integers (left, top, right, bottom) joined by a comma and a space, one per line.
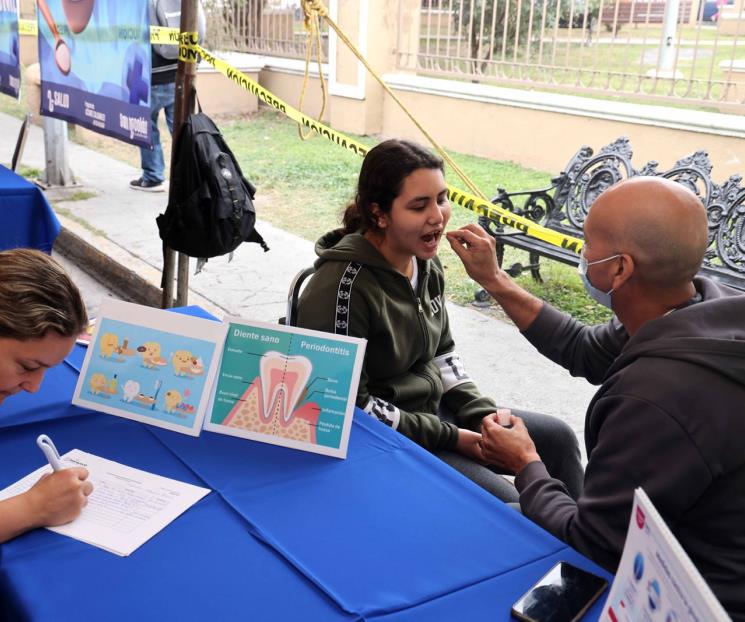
0, 0, 20, 99
38, 0, 151, 147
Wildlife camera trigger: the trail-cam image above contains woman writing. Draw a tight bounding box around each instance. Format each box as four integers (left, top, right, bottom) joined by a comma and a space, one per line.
0, 249, 93, 542
297, 140, 582, 500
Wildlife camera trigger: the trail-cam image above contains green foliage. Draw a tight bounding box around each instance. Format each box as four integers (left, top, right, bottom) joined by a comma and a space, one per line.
453, 0, 559, 64
558, 0, 601, 27
18, 166, 41, 179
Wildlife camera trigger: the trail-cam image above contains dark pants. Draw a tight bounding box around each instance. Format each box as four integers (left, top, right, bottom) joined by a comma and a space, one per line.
434, 408, 583, 503
139, 82, 175, 183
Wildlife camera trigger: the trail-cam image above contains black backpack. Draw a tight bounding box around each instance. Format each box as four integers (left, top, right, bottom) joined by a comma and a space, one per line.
156, 112, 269, 260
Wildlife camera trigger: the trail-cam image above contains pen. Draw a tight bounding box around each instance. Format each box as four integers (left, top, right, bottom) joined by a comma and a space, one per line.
36, 434, 64, 471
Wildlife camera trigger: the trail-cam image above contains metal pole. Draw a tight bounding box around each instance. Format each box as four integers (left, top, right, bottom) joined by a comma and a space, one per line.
162, 0, 199, 308
42, 116, 74, 186
659, 0, 681, 72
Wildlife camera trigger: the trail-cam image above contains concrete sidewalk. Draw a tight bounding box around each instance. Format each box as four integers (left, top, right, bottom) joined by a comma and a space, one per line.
6, 112, 596, 441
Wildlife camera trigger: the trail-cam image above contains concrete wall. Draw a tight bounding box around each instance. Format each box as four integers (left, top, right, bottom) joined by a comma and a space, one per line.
258, 68, 329, 122
380, 76, 745, 180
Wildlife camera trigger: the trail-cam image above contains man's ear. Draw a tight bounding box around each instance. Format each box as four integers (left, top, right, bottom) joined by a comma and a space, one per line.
612, 253, 634, 290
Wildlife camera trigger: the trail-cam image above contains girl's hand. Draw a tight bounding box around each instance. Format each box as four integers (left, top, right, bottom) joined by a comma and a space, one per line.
455, 428, 486, 463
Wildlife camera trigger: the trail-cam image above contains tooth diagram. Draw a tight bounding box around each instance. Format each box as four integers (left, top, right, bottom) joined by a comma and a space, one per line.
223, 351, 320, 443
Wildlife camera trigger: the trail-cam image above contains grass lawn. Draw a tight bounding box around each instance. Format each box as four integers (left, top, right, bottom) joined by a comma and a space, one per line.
223, 109, 612, 324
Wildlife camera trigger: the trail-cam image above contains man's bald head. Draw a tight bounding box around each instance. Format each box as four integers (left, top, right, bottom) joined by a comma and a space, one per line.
586, 177, 709, 288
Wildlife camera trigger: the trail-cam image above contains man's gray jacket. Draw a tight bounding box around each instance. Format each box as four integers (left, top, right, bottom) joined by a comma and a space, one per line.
516, 276, 745, 619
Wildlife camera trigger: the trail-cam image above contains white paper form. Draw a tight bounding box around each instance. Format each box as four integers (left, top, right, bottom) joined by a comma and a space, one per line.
0, 450, 210, 556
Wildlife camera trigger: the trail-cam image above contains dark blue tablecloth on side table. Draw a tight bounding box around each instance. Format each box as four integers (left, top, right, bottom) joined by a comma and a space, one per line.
0, 307, 611, 621
0, 165, 60, 252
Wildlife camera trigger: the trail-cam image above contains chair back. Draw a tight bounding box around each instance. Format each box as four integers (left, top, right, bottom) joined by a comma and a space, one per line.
11, 113, 32, 173
280, 266, 316, 326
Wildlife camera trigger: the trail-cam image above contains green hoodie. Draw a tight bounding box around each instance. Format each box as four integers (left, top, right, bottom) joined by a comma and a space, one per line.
296, 229, 498, 451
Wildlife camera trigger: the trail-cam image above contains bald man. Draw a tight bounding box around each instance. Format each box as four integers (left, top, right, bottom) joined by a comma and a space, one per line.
448, 177, 745, 618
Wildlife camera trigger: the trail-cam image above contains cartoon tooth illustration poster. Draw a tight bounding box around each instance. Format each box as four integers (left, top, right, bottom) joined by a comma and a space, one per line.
205, 318, 366, 458
72, 299, 227, 436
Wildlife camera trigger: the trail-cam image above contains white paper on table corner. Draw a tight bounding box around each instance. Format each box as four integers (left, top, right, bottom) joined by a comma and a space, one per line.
0, 449, 210, 557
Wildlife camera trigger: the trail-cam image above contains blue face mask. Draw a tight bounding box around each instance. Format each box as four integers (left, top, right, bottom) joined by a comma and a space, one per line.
578, 248, 621, 309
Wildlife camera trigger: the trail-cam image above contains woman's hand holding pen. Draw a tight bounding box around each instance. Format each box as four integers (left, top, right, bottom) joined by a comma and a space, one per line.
24, 467, 93, 528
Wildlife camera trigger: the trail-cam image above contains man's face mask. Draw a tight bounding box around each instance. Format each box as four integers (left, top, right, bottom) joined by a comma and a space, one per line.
578, 247, 621, 309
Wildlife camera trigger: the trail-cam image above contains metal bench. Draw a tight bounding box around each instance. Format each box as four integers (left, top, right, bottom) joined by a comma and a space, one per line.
476, 136, 745, 300
599, 1, 692, 33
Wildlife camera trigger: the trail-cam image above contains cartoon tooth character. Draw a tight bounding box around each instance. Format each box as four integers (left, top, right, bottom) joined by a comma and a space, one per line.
90, 373, 117, 396
138, 341, 167, 369
90, 372, 107, 395
171, 350, 195, 377
99, 332, 119, 359
122, 380, 140, 403
164, 389, 182, 413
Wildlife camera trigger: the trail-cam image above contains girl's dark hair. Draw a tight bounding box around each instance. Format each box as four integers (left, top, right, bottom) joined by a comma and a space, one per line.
342, 139, 444, 234
0, 249, 88, 340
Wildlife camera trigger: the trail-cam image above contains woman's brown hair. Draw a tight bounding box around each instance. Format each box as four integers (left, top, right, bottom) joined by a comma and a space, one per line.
0, 249, 87, 340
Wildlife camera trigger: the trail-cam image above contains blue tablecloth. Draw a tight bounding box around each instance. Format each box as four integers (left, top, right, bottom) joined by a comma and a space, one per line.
0, 307, 611, 621
0, 165, 60, 253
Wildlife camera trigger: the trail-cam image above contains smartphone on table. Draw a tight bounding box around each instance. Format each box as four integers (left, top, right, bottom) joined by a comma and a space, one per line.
511, 561, 608, 622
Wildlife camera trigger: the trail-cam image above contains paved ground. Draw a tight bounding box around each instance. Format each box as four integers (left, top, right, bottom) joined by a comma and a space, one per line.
53, 249, 118, 319
6, 111, 597, 446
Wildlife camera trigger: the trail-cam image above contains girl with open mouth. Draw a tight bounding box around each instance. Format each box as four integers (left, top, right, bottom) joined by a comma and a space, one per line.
296, 139, 582, 502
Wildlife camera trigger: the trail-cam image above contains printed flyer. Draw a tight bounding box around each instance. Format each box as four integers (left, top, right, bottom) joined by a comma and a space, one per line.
73, 300, 227, 436
37, 0, 151, 146
0, 0, 19, 98
601, 488, 730, 622
205, 318, 366, 458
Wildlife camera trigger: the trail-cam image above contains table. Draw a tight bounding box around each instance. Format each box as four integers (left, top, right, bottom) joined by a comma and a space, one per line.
0, 307, 611, 621
0, 165, 60, 252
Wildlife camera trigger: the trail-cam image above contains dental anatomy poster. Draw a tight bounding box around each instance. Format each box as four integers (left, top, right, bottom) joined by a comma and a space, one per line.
72, 299, 227, 436
0, 0, 20, 98
37, 0, 151, 146
601, 488, 729, 622
205, 318, 366, 459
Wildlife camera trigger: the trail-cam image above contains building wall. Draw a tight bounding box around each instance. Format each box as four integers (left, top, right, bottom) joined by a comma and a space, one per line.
379, 81, 745, 181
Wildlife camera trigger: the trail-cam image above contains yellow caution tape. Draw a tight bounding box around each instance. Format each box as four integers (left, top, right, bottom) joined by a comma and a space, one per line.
19, 19, 180, 45
15, 16, 582, 250
150, 26, 181, 45
18, 18, 37, 36
194, 44, 583, 252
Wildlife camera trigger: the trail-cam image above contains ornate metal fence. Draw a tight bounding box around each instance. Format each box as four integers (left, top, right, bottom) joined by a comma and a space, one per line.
404, 0, 745, 111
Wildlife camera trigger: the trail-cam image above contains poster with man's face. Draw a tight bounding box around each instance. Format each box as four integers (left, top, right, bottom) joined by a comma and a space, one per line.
0, 0, 20, 99
37, 0, 151, 147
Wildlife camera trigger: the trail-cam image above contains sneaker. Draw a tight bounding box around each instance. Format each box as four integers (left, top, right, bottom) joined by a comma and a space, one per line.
130, 177, 165, 192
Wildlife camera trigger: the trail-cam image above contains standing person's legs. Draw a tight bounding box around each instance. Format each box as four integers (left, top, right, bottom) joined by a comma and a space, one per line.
161, 81, 175, 135
135, 83, 175, 187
